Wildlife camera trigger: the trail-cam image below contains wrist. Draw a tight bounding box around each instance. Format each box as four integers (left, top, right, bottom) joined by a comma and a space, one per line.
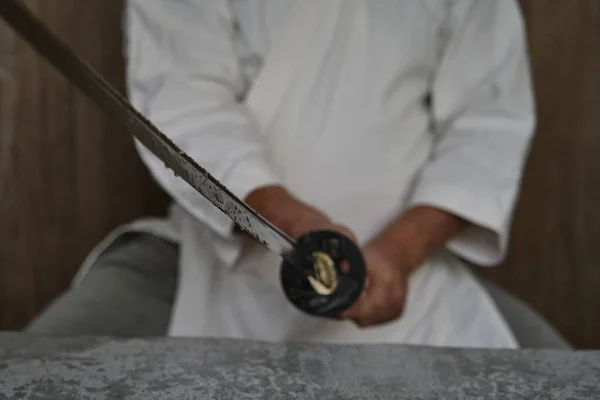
371, 205, 467, 271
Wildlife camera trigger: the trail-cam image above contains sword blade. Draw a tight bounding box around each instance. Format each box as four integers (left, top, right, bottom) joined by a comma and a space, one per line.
0, 0, 296, 257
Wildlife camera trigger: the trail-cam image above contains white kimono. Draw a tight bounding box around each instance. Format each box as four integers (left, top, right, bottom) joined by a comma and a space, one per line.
75, 0, 535, 348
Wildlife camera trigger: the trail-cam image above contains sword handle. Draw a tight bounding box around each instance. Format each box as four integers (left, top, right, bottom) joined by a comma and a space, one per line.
280, 230, 366, 318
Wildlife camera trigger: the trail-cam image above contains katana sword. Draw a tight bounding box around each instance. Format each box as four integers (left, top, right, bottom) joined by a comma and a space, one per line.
0, 0, 365, 318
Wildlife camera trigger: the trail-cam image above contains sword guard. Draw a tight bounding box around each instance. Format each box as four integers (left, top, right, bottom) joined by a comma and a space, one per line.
280, 230, 366, 318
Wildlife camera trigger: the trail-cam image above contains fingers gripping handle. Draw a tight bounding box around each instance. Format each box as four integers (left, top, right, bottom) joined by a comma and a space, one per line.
280, 230, 366, 317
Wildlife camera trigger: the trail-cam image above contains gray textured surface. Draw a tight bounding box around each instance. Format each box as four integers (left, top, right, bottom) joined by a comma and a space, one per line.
0, 333, 599, 399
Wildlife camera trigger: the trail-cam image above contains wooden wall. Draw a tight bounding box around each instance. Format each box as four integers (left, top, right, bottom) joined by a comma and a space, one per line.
1, 0, 599, 348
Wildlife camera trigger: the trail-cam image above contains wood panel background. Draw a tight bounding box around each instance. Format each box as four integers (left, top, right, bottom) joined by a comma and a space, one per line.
1, 0, 599, 348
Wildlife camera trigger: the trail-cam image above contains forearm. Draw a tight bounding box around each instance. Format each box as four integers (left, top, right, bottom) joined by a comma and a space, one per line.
411, 0, 534, 265
244, 185, 358, 242
245, 186, 306, 236
369, 205, 468, 274
245, 186, 330, 239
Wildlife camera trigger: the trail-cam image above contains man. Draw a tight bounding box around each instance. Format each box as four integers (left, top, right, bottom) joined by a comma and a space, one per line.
27, 0, 569, 348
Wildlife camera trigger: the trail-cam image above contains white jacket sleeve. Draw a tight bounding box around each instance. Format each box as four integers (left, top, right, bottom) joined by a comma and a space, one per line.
407, 0, 536, 266
123, 0, 282, 238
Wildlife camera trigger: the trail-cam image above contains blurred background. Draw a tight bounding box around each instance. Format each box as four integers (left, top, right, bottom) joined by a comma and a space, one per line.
0, 0, 599, 349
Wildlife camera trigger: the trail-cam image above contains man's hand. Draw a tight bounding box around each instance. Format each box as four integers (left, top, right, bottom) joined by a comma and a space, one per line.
245, 185, 356, 241
341, 205, 468, 327
340, 243, 410, 327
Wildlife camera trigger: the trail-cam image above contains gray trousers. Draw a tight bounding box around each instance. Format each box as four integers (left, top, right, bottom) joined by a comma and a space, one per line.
26, 233, 571, 349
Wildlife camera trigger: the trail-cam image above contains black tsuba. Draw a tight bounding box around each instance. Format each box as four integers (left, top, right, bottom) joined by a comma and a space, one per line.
280, 230, 366, 318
